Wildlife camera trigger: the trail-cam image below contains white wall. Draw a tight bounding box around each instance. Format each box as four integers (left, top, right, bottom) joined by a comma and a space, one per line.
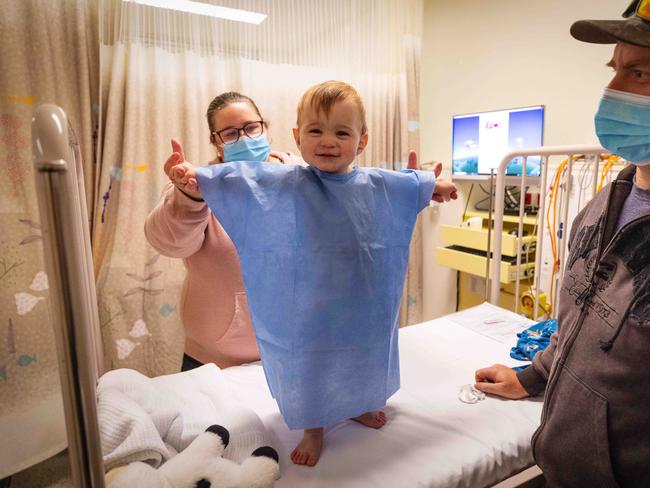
420, 0, 623, 319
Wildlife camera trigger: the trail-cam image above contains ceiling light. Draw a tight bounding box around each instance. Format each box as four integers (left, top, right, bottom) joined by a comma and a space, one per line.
123, 0, 267, 24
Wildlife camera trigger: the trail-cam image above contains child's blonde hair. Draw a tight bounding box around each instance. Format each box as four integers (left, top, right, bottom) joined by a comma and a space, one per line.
296, 81, 367, 134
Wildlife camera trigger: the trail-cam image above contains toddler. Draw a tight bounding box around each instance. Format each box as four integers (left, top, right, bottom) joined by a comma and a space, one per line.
172, 81, 457, 466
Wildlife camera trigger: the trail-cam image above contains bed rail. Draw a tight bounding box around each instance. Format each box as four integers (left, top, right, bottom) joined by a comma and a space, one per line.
32, 104, 106, 487
488, 144, 608, 317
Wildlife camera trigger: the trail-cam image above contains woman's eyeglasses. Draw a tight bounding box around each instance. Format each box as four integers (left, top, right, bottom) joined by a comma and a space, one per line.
212, 120, 265, 145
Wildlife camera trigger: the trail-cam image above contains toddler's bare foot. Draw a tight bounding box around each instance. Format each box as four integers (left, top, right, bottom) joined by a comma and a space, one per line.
290, 427, 323, 467
352, 410, 387, 429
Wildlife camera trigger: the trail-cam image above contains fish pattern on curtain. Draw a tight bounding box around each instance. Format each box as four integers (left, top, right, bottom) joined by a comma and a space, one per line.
96, 0, 425, 375
0, 0, 99, 477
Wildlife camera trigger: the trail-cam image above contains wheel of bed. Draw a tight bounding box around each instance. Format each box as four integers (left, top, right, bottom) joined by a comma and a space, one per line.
104, 425, 280, 488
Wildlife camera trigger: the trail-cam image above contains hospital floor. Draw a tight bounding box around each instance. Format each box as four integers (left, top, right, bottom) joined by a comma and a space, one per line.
3, 451, 72, 488
2, 452, 543, 488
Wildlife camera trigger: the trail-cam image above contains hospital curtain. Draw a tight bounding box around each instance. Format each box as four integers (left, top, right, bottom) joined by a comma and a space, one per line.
0, 0, 99, 477
400, 31, 425, 327
96, 0, 425, 375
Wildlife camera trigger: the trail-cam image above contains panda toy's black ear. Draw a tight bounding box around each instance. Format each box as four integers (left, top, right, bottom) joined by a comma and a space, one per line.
205, 424, 230, 448
195, 479, 211, 488
252, 446, 279, 463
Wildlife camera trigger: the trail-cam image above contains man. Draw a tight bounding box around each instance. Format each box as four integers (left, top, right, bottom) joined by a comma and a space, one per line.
474, 1, 650, 486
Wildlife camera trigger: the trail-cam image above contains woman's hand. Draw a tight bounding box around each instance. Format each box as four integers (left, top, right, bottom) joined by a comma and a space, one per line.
269, 150, 307, 166
433, 180, 458, 202
407, 150, 457, 203
164, 138, 186, 179
165, 139, 203, 201
171, 162, 202, 200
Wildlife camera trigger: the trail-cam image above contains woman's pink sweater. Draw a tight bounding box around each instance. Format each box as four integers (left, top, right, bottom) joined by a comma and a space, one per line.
144, 183, 259, 367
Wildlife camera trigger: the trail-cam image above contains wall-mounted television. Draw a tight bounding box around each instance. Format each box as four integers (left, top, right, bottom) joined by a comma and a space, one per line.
451, 105, 544, 180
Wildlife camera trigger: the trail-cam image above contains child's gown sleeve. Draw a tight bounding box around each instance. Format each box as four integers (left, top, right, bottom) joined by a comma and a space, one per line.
196, 162, 435, 429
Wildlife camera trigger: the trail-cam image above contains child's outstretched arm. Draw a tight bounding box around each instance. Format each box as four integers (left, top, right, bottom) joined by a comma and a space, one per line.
406, 150, 458, 203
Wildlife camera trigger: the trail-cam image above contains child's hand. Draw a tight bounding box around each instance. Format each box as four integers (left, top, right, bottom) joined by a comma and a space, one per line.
432, 179, 457, 203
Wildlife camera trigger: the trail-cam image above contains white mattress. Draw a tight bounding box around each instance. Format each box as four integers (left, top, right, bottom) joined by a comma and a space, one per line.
216, 303, 543, 488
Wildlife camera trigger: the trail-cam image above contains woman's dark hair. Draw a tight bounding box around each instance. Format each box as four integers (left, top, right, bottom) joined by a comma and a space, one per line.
206, 92, 264, 138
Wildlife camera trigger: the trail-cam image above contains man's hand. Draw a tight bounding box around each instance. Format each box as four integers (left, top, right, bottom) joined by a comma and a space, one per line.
474, 364, 530, 400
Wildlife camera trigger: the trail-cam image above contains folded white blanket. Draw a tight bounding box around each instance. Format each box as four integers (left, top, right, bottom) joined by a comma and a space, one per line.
97, 364, 270, 472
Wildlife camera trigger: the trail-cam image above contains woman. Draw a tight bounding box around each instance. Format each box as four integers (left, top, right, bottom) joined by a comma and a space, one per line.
145, 92, 302, 371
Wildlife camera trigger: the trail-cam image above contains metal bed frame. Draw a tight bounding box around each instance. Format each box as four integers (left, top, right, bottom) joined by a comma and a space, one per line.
487, 145, 609, 319
32, 104, 106, 487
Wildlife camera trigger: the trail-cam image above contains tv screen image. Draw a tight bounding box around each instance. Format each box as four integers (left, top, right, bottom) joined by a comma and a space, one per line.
452, 105, 544, 178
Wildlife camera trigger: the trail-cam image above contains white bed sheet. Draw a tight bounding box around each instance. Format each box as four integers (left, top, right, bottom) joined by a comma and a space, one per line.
217, 304, 543, 488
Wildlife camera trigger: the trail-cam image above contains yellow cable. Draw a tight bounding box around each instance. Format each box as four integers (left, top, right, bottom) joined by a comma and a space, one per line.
545, 159, 567, 309
539, 154, 619, 309
597, 155, 621, 191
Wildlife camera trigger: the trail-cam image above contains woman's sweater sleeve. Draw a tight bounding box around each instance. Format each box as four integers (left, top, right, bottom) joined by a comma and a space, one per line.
144, 182, 211, 258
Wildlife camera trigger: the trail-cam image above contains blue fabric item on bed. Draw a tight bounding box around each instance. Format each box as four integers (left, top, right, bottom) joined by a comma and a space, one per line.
195, 162, 436, 429
509, 319, 558, 362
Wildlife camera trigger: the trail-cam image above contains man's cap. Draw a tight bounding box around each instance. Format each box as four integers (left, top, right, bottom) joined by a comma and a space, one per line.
570, 0, 650, 48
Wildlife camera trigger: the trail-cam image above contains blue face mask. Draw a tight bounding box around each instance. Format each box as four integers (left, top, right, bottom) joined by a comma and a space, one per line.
595, 88, 650, 165
222, 134, 271, 162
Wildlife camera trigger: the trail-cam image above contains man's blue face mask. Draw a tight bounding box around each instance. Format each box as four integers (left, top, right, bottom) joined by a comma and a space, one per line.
222, 134, 271, 162
595, 87, 650, 165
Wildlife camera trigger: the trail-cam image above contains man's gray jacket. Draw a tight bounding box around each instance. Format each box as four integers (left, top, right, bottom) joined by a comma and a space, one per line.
517, 165, 650, 487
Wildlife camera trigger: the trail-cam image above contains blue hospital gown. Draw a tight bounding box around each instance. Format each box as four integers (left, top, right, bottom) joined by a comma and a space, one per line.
195, 162, 436, 429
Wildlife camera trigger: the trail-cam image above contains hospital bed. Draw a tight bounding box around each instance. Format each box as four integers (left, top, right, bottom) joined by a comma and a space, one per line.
215, 304, 542, 488
26, 104, 608, 487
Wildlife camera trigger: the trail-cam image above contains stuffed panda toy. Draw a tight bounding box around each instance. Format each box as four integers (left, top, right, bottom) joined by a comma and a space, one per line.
105, 425, 280, 488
